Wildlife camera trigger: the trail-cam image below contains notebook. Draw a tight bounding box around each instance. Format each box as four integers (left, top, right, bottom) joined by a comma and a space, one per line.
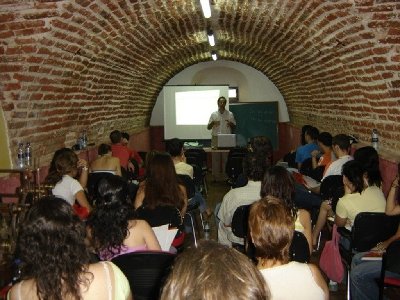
217, 134, 236, 148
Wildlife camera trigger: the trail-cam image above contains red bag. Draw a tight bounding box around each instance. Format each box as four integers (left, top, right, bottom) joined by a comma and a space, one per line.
73, 203, 89, 220
319, 224, 344, 283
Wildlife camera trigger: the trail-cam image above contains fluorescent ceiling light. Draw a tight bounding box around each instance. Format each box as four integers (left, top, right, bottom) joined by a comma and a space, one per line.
208, 32, 215, 46
200, 0, 211, 18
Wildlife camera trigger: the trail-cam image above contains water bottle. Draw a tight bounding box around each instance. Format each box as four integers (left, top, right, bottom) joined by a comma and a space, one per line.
24, 142, 32, 167
203, 222, 210, 240
16, 143, 24, 169
371, 129, 379, 150
82, 130, 87, 148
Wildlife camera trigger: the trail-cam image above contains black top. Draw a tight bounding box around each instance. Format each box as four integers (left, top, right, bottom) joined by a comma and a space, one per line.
135, 204, 183, 231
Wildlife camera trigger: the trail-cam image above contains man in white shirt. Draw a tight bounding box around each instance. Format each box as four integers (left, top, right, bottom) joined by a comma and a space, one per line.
295, 134, 353, 209
207, 96, 236, 149
217, 152, 267, 246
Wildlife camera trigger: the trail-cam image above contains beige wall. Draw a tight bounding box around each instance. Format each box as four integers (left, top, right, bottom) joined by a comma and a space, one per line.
0, 107, 12, 169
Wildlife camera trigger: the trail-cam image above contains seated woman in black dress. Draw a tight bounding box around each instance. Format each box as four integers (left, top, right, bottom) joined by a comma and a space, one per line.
134, 151, 187, 248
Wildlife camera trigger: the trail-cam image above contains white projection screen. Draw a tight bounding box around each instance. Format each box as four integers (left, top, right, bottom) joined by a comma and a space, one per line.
164, 85, 229, 140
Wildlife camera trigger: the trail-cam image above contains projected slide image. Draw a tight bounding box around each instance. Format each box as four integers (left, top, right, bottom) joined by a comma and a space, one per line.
175, 90, 220, 125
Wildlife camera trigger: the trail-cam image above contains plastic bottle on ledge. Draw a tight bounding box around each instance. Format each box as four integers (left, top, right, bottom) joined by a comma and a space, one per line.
25, 142, 32, 167
82, 130, 88, 149
371, 129, 379, 150
16, 143, 25, 169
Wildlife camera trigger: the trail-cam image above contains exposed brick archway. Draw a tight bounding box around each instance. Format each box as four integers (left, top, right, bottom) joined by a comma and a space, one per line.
0, 0, 399, 165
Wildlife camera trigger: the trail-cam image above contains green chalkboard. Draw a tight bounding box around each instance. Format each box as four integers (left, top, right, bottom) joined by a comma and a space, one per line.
229, 102, 278, 149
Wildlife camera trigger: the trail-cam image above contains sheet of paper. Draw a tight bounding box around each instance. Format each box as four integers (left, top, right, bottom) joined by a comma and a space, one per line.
302, 174, 321, 189
152, 224, 178, 251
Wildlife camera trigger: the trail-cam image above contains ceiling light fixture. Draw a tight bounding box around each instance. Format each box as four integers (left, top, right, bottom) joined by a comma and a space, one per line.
207, 30, 215, 46
211, 51, 217, 61
200, 0, 211, 18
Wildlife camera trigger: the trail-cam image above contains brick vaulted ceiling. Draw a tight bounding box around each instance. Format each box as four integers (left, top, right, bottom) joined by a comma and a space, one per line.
0, 0, 399, 158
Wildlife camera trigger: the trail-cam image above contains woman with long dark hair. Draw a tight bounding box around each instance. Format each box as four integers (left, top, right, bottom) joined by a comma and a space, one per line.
45, 149, 91, 213
88, 175, 160, 260
8, 196, 131, 300
134, 152, 187, 248
260, 165, 312, 253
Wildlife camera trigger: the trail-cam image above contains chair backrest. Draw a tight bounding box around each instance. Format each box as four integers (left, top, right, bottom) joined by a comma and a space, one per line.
231, 204, 251, 239
232, 205, 310, 264
190, 164, 203, 186
87, 172, 115, 203
228, 147, 248, 158
225, 155, 244, 181
385, 240, 400, 275
177, 174, 195, 199
185, 152, 203, 169
352, 213, 400, 252
289, 231, 310, 263
185, 148, 207, 165
111, 251, 176, 300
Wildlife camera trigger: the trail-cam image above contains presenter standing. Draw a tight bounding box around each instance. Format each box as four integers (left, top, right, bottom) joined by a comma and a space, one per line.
207, 96, 236, 149
207, 96, 236, 181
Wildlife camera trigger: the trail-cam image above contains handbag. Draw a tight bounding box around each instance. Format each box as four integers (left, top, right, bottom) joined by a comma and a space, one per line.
319, 224, 344, 283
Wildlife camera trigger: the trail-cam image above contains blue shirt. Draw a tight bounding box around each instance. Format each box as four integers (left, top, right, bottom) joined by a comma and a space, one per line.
295, 143, 319, 164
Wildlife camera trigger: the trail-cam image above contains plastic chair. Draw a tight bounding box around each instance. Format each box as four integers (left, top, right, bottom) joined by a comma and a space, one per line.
225, 155, 244, 186
338, 213, 400, 299
231, 204, 252, 254
290, 231, 310, 263
184, 201, 203, 247
111, 251, 176, 300
186, 154, 208, 195
379, 240, 400, 300
177, 174, 195, 199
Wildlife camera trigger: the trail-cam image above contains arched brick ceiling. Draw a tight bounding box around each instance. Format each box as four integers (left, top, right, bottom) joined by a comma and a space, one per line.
0, 0, 399, 159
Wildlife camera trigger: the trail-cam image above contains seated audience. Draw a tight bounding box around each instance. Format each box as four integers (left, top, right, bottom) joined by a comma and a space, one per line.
335, 160, 386, 229
87, 175, 161, 260
261, 165, 313, 253
283, 124, 313, 168
8, 196, 131, 300
48, 147, 88, 188
249, 135, 274, 167
217, 152, 267, 246
249, 199, 328, 300
45, 148, 91, 213
312, 146, 382, 246
109, 130, 141, 179
295, 133, 353, 210
160, 240, 270, 300
295, 126, 320, 170
134, 152, 187, 248
308, 132, 333, 181
234, 135, 273, 188
166, 138, 211, 217
121, 131, 145, 177
90, 144, 122, 176
350, 174, 400, 300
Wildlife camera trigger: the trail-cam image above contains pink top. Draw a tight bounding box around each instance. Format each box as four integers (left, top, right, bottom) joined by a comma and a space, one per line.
100, 244, 148, 260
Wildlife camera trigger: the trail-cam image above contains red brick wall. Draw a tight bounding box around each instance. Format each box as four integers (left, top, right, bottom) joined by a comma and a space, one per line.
0, 0, 399, 169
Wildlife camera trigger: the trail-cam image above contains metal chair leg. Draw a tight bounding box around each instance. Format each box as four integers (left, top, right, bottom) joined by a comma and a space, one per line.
185, 212, 197, 247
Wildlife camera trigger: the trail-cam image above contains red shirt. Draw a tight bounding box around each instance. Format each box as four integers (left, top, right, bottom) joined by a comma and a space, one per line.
111, 144, 144, 175
111, 144, 133, 169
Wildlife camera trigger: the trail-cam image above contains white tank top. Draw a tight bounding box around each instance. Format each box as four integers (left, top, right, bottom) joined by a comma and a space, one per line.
260, 261, 325, 300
